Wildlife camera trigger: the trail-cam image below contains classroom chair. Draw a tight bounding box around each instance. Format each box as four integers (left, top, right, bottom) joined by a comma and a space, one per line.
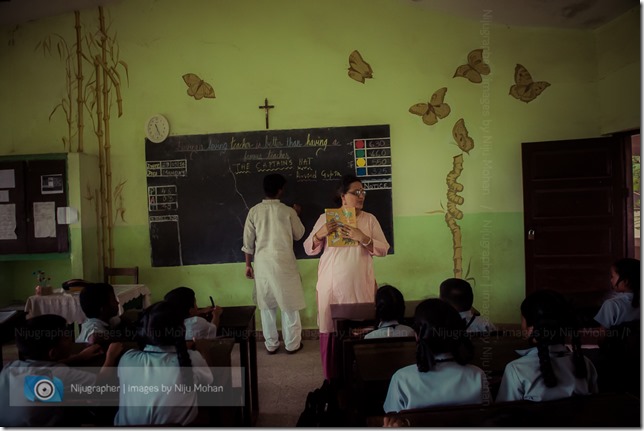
103, 266, 139, 284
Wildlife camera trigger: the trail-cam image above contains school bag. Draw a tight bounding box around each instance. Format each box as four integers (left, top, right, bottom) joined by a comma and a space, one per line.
296, 379, 349, 427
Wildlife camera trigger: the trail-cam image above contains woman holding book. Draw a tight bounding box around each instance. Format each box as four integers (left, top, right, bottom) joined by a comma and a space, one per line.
304, 174, 390, 380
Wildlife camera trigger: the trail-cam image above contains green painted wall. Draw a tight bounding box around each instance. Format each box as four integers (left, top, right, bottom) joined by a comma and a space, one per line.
0, 0, 639, 327
594, 7, 640, 135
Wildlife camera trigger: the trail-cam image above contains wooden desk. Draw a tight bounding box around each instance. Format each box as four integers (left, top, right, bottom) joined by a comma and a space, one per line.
366, 392, 641, 427
349, 333, 528, 415
192, 338, 241, 427
331, 300, 421, 337
217, 305, 258, 426
24, 284, 152, 324
330, 300, 421, 382
1, 310, 23, 371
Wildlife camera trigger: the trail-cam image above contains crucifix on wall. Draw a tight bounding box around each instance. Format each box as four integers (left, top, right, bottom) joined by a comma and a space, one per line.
259, 98, 274, 129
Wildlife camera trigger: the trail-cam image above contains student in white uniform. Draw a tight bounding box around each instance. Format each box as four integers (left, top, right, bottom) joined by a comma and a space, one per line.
364, 285, 415, 339
114, 301, 213, 426
496, 289, 598, 403
440, 278, 496, 334
242, 173, 306, 354
0, 314, 122, 426
593, 258, 640, 394
76, 282, 120, 344
594, 258, 640, 329
383, 299, 489, 414
164, 286, 223, 341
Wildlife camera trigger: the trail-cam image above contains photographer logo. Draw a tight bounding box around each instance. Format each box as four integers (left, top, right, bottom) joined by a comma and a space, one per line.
24, 376, 64, 402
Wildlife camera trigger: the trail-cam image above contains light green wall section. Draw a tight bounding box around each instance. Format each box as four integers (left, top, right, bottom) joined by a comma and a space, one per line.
114, 211, 525, 327
0, 1, 639, 326
594, 7, 641, 134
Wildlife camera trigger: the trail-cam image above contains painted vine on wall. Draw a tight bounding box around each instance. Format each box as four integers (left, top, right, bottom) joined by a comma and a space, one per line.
37, 6, 129, 274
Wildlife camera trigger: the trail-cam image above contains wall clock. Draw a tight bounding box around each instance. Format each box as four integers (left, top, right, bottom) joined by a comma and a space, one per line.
145, 114, 170, 143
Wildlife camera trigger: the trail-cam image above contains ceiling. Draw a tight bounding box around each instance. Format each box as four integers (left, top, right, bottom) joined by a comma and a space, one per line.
0, 0, 639, 29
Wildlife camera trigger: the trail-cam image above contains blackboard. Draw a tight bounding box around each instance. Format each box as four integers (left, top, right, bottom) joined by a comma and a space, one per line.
145, 124, 393, 266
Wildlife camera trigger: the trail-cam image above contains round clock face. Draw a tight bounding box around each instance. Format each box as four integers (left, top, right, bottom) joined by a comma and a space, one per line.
146, 114, 170, 143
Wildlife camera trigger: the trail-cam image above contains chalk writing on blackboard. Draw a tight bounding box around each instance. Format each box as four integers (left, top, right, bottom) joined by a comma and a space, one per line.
149, 214, 183, 266
148, 185, 179, 212
145, 124, 394, 266
146, 159, 188, 177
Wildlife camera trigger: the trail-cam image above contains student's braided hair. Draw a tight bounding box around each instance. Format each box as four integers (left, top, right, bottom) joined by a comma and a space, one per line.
414, 299, 473, 372
136, 300, 194, 386
521, 290, 587, 388
612, 258, 640, 308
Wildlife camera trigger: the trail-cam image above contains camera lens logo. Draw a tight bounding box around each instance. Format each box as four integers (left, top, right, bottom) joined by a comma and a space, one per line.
24, 376, 64, 403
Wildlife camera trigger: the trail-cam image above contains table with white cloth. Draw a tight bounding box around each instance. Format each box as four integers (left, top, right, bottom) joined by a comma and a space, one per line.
24, 284, 152, 324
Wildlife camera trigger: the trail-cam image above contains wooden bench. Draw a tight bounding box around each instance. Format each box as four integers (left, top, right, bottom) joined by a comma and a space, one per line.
366, 392, 640, 427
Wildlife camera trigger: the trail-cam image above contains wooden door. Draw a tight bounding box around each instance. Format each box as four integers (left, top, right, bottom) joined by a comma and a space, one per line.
522, 137, 630, 320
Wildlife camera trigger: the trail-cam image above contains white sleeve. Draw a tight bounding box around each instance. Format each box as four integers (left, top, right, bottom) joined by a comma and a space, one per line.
495, 363, 523, 402
594, 300, 618, 328
241, 209, 256, 255
189, 350, 214, 385
383, 371, 407, 413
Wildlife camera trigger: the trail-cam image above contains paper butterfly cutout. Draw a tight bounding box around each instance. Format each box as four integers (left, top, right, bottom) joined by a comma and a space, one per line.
453, 49, 490, 84
509, 64, 550, 103
182, 73, 216, 100
409, 87, 451, 126
453, 118, 474, 154
348, 50, 373, 83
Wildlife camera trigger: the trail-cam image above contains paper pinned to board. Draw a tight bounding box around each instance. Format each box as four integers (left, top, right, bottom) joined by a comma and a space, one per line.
34, 201, 56, 238
0, 170, 15, 189
0, 203, 17, 240
0, 190, 8, 202
57, 206, 79, 224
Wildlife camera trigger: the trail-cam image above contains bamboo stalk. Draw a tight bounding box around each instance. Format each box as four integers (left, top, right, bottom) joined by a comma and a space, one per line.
99, 6, 115, 268
94, 57, 108, 273
445, 154, 465, 278
75, 11, 84, 153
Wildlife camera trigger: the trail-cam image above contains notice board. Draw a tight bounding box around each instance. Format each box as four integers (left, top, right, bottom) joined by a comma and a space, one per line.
145, 124, 393, 266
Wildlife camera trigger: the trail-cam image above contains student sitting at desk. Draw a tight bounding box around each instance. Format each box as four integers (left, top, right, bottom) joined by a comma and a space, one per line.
593, 258, 640, 330
496, 290, 598, 403
164, 286, 223, 341
0, 314, 123, 426
440, 278, 496, 334
76, 283, 121, 344
383, 299, 489, 414
114, 300, 213, 426
364, 285, 415, 339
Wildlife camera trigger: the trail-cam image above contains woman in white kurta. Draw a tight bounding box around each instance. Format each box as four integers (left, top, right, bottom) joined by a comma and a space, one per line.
242, 174, 306, 353
304, 174, 389, 379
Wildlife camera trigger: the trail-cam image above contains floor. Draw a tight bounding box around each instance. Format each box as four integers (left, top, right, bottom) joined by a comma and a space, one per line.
1, 338, 324, 427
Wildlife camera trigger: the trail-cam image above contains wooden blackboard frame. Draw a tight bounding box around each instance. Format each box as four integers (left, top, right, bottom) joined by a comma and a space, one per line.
145, 124, 394, 266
